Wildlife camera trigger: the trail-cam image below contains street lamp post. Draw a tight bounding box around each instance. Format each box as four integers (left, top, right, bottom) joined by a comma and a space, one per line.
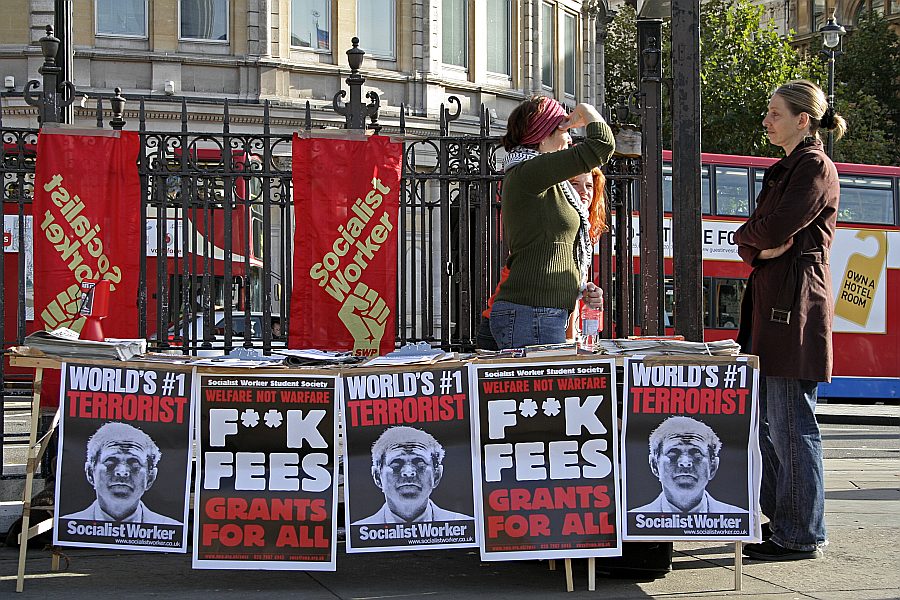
819, 9, 846, 157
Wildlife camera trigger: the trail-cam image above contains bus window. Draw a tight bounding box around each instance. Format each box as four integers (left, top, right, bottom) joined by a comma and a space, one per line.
752, 169, 765, 201
837, 175, 895, 225
703, 277, 711, 327
662, 164, 711, 214
702, 167, 711, 214
663, 164, 672, 212
714, 166, 750, 217
714, 278, 746, 329
664, 278, 675, 327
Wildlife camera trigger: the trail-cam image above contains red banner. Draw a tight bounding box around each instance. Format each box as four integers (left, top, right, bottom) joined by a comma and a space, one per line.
291, 135, 402, 356
33, 130, 141, 335
32, 130, 141, 407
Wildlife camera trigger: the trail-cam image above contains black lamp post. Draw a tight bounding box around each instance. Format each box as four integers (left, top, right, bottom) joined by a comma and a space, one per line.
23, 25, 76, 125
332, 37, 381, 132
637, 19, 665, 335
819, 9, 846, 157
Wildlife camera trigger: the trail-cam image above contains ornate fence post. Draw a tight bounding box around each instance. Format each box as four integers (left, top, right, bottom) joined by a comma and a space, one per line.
332, 37, 381, 132
23, 25, 76, 126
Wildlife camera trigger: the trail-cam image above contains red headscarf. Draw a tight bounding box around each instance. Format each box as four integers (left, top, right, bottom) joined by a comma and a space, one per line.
520, 98, 567, 146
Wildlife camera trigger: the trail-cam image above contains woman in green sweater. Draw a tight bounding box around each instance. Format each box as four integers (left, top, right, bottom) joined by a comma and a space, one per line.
489, 97, 615, 349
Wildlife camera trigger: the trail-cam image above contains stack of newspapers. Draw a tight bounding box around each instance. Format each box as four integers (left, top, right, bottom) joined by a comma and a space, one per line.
23, 328, 147, 361
596, 338, 742, 356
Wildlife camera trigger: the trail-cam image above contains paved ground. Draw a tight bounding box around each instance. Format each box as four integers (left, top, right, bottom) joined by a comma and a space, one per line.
1, 411, 897, 599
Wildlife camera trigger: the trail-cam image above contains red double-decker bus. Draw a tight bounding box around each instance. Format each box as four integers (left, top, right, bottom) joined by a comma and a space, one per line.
628, 151, 899, 400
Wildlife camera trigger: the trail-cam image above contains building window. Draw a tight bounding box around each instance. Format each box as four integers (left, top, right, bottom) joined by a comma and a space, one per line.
357, 0, 395, 59
443, 0, 468, 67
563, 12, 577, 96
541, 2, 555, 88
96, 0, 147, 37
180, 0, 228, 41
291, 0, 331, 51
487, 0, 511, 75
811, 0, 826, 32
855, 0, 886, 21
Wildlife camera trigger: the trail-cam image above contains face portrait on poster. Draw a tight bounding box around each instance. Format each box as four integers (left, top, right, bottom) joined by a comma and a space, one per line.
53, 363, 194, 552
622, 356, 759, 541
341, 365, 477, 552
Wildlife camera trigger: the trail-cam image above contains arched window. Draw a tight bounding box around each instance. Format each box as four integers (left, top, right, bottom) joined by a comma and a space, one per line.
854, 0, 885, 23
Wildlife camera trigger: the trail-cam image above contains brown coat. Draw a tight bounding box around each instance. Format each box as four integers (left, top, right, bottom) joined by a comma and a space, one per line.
734, 138, 838, 382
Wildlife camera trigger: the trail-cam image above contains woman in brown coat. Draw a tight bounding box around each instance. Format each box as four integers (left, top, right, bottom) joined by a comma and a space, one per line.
734, 80, 846, 562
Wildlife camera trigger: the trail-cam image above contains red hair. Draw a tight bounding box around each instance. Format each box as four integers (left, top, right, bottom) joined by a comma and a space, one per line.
587, 167, 607, 243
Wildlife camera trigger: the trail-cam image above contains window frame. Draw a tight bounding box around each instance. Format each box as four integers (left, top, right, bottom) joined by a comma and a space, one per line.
562, 11, 578, 98
442, 0, 469, 69
836, 174, 896, 225
95, 0, 149, 39
290, 0, 333, 53
178, 0, 230, 43
712, 165, 751, 217
486, 0, 512, 77
540, 2, 556, 90
356, 0, 396, 60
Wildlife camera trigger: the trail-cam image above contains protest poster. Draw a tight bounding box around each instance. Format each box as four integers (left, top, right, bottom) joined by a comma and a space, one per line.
622, 356, 760, 541
193, 372, 339, 570
341, 364, 478, 552
471, 359, 621, 560
53, 363, 194, 552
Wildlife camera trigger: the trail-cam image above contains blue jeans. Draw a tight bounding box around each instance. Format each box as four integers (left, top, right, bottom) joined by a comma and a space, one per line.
758, 376, 827, 551
489, 300, 569, 349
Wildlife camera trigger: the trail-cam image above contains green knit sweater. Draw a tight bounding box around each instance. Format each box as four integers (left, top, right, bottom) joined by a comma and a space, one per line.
496, 120, 615, 310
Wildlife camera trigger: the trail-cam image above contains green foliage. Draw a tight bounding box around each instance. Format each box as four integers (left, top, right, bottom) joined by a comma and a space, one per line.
698, 0, 823, 157
604, 4, 638, 122
605, 0, 823, 155
832, 12, 900, 165
834, 90, 897, 165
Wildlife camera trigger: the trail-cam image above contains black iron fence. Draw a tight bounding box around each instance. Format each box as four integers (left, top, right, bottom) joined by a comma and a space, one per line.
0, 93, 639, 478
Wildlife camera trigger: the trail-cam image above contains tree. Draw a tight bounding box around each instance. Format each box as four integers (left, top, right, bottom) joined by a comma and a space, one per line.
833, 12, 900, 165
604, 0, 823, 156
698, 0, 823, 157
603, 4, 638, 123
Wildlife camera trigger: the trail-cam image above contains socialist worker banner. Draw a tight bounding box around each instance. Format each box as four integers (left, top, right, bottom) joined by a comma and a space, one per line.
32, 129, 142, 410
291, 135, 402, 357
33, 129, 141, 336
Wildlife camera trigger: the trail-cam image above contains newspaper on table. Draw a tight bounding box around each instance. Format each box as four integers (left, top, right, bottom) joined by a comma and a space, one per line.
190, 347, 285, 368
53, 362, 194, 552
24, 328, 147, 361
621, 355, 762, 542
596, 338, 741, 356
275, 349, 364, 366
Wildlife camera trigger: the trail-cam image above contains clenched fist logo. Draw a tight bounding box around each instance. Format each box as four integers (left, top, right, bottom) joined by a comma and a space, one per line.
338, 282, 390, 356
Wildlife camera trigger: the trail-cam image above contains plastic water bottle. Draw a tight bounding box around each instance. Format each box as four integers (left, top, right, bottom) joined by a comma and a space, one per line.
580, 286, 603, 352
